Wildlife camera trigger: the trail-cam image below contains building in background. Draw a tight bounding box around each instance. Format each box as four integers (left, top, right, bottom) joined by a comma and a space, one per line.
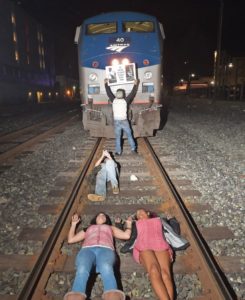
215, 51, 245, 100
55, 75, 79, 100
0, 0, 55, 103
222, 56, 245, 87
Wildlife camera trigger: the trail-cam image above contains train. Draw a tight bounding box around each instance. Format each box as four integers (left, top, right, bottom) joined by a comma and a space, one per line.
74, 11, 165, 138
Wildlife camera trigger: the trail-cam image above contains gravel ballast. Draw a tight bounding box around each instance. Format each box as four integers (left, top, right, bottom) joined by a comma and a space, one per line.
0, 98, 244, 299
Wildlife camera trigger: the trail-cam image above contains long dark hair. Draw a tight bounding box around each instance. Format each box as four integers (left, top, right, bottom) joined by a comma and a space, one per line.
90, 212, 112, 225
134, 210, 158, 220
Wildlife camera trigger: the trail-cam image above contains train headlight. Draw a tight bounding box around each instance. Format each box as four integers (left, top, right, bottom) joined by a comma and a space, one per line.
144, 71, 152, 80
111, 59, 119, 66
89, 73, 98, 81
122, 58, 130, 65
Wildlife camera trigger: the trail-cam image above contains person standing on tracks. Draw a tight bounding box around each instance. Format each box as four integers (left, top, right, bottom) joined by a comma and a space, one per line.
87, 149, 119, 202
131, 209, 174, 300
104, 78, 139, 156
63, 212, 132, 300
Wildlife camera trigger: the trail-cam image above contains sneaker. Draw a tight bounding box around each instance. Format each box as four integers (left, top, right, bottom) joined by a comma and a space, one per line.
87, 194, 105, 202
115, 152, 121, 156
112, 186, 119, 195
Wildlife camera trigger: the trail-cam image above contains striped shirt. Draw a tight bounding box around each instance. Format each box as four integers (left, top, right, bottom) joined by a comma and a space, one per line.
82, 224, 114, 250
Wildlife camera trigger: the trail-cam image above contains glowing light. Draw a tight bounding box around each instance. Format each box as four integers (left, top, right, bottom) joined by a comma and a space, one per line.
15, 50, 19, 61
13, 32, 17, 42
66, 90, 71, 96
111, 59, 119, 66
122, 58, 130, 65
11, 13, 16, 25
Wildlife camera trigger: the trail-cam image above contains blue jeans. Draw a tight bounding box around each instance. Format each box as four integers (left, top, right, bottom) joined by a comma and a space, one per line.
114, 119, 136, 154
72, 246, 117, 293
95, 159, 118, 196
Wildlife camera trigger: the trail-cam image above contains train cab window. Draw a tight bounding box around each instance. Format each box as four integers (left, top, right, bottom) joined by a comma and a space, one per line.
86, 22, 117, 35
122, 21, 154, 32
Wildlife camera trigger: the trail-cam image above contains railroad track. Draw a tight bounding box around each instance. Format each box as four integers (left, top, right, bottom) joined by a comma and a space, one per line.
0, 110, 79, 167
0, 137, 240, 299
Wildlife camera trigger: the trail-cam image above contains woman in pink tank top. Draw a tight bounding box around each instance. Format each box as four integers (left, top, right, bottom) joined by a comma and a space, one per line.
133, 209, 174, 300
64, 212, 132, 300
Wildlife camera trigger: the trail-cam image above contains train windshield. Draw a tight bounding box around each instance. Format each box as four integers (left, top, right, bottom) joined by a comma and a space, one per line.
86, 22, 117, 35
122, 21, 154, 32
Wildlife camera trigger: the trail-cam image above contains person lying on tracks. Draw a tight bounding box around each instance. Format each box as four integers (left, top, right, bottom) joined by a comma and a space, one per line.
63, 212, 132, 300
128, 208, 174, 300
87, 149, 119, 202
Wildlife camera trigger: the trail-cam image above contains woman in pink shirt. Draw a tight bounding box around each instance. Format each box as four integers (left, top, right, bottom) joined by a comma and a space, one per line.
64, 212, 132, 300
133, 209, 174, 300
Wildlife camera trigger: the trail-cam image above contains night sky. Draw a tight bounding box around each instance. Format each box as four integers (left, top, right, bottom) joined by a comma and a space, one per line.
13, 0, 245, 86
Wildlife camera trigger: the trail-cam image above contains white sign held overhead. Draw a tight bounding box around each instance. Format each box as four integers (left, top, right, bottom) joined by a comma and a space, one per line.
105, 63, 136, 86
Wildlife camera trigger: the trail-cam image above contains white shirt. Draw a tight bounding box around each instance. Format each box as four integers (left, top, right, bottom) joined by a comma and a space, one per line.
112, 98, 127, 120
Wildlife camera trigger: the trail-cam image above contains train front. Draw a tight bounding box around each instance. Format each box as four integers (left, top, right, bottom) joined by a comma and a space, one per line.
74, 12, 165, 138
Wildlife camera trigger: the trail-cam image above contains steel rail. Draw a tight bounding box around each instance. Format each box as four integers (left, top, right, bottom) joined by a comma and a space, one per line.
143, 137, 236, 300
17, 138, 102, 300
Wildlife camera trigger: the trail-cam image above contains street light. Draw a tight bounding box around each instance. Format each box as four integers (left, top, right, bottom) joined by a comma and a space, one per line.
224, 62, 234, 87
186, 73, 195, 95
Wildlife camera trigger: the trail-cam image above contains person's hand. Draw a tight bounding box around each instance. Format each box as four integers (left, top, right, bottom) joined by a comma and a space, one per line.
103, 150, 111, 159
104, 78, 108, 84
71, 213, 81, 225
125, 217, 133, 228
134, 78, 139, 85
115, 217, 122, 224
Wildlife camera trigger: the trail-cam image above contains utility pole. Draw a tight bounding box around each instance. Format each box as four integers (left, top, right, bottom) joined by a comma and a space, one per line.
214, 0, 224, 98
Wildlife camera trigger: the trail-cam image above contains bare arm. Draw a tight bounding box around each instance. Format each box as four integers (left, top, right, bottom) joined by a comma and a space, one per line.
94, 152, 105, 167
94, 150, 112, 167
67, 214, 86, 244
111, 217, 132, 240
111, 226, 131, 240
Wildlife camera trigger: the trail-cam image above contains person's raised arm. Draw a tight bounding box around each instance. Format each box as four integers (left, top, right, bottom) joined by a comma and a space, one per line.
94, 150, 107, 167
104, 78, 115, 102
125, 79, 139, 104
67, 214, 86, 244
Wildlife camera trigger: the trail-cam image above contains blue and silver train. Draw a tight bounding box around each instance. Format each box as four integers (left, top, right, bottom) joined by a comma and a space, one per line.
75, 11, 165, 137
